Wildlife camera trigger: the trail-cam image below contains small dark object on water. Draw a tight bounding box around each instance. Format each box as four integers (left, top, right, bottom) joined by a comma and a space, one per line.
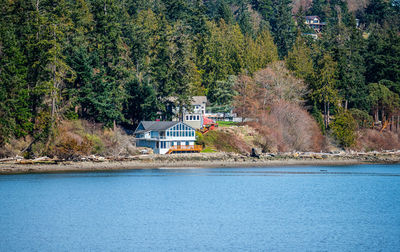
320, 169, 327, 172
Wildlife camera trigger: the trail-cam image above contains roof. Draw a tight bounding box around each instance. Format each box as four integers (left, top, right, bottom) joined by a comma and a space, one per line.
305, 16, 320, 20
191, 96, 207, 105
203, 116, 215, 125
135, 121, 179, 133
134, 121, 195, 133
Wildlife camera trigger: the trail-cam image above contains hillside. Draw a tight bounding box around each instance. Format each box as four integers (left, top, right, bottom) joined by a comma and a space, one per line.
1, 0, 400, 157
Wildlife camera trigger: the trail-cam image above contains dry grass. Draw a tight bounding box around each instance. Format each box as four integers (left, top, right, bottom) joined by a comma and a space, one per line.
356, 129, 400, 151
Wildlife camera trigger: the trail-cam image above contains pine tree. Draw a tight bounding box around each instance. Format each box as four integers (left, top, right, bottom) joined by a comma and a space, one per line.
270, 0, 296, 58
0, 18, 32, 145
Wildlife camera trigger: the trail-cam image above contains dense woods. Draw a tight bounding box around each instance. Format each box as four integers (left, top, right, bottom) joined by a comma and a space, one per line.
1, 0, 400, 156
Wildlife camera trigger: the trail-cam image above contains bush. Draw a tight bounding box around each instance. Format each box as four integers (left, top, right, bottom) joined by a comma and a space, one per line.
86, 134, 104, 154
330, 110, 357, 148
349, 108, 373, 129
356, 129, 400, 151
195, 131, 204, 146
248, 100, 325, 152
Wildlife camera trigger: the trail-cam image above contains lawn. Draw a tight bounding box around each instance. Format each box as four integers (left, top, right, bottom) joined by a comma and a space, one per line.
201, 147, 218, 153
216, 121, 240, 127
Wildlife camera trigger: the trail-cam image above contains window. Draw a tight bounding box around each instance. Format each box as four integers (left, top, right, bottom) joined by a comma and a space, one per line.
186, 115, 189, 120
190, 115, 193, 120
197, 115, 200, 120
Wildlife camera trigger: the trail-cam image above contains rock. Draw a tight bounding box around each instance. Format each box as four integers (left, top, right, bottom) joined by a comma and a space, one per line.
251, 148, 262, 158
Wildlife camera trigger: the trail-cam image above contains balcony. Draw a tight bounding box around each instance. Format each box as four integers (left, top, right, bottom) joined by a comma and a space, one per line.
166, 145, 203, 154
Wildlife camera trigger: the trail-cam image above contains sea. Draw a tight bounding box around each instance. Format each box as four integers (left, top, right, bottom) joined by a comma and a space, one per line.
1, 164, 399, 251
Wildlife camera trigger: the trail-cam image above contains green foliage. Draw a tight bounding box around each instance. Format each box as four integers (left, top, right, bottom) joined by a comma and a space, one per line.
201, 147, 217, 153
286, 35, 314, 83
331, 110, 357, 148
349, 108, 373, 129
201, 130, 242, 153
1, 0, 400, 154
217, 121, 240, 127
270, 0, 296, 58
311, 103, 325, 134
85, 134, 104, 154
367, 83, 400, 121
365, 28, 400, 87
195, 131, 205, 146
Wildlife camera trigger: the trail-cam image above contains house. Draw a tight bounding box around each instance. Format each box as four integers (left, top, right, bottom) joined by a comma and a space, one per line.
305, 16, 326, 33
134, 121, 198, 154
172, 96, 208, 129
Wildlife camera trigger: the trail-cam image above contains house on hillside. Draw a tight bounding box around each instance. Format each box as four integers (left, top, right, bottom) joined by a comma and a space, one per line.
183, 96, 207, 129
305, 16, 326, 33
134, 121, 197, 154
171, 96, 208, 129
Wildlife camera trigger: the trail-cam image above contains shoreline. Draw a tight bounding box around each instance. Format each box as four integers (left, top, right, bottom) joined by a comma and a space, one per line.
1, 152, 400, 175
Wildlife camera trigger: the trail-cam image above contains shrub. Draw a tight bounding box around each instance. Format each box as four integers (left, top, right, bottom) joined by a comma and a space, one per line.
86, 134, 104, 154
330, 110, 357, 148
248, 100, 325, 152
356, 129, 400, 151
195, 131, 204, 146
349, 108, 373, 129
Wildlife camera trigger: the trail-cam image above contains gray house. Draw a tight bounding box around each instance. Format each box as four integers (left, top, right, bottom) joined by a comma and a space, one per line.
134, 121, 197, 154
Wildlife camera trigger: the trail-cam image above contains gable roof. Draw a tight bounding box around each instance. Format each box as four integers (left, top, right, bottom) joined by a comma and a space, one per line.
135, 121, 179, 133
191, 96, 207, 105
134, 121, 195, 134
305, 16, 320, 20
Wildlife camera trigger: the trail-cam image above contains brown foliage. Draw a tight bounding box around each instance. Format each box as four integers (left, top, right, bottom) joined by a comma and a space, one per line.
248, 100, 325, 152
233, 62, 323, 152
47, 120, 136, 159
253, 61, 308, 105
50, 121, 93, 159
356, 129, 400, 151
233, 75, 262, 120
234, 62, 307, 122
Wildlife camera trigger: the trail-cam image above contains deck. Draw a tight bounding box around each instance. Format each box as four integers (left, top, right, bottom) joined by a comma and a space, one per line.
166, 145, 202, 154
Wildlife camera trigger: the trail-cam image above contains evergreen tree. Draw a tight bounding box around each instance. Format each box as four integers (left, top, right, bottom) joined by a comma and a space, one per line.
0, 19, 32, 145
270, 0, 296, 58
336, 26, 367, 110
365, 28, 400, 89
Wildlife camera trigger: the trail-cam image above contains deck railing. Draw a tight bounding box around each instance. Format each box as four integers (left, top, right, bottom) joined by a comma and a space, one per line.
167, 145, 202, 154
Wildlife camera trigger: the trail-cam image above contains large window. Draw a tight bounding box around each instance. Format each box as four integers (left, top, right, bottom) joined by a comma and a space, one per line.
167, 123, 195, 139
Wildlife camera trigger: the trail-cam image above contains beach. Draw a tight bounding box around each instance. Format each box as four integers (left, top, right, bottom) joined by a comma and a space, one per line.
1, 151, 400, 175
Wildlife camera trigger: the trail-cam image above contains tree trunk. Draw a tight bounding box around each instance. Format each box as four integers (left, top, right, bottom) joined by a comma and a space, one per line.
327, 102, 330, 126
324, 101, 327, 128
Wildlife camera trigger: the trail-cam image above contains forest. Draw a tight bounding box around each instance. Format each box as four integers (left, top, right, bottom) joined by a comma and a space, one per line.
1, 0, 400, 157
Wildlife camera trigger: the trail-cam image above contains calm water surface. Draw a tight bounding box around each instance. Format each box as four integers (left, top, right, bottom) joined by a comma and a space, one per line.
1, 164, 400, 251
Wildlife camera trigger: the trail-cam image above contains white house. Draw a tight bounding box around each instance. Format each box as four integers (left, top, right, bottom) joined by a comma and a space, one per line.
134, 121, 197, 154
182, 96, 207, 129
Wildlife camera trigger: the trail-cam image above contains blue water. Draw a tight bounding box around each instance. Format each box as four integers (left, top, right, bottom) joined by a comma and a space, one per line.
1, 165, 400, 251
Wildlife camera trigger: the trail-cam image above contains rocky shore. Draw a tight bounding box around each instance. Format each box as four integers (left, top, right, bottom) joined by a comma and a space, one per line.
1, 151, 400, 175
